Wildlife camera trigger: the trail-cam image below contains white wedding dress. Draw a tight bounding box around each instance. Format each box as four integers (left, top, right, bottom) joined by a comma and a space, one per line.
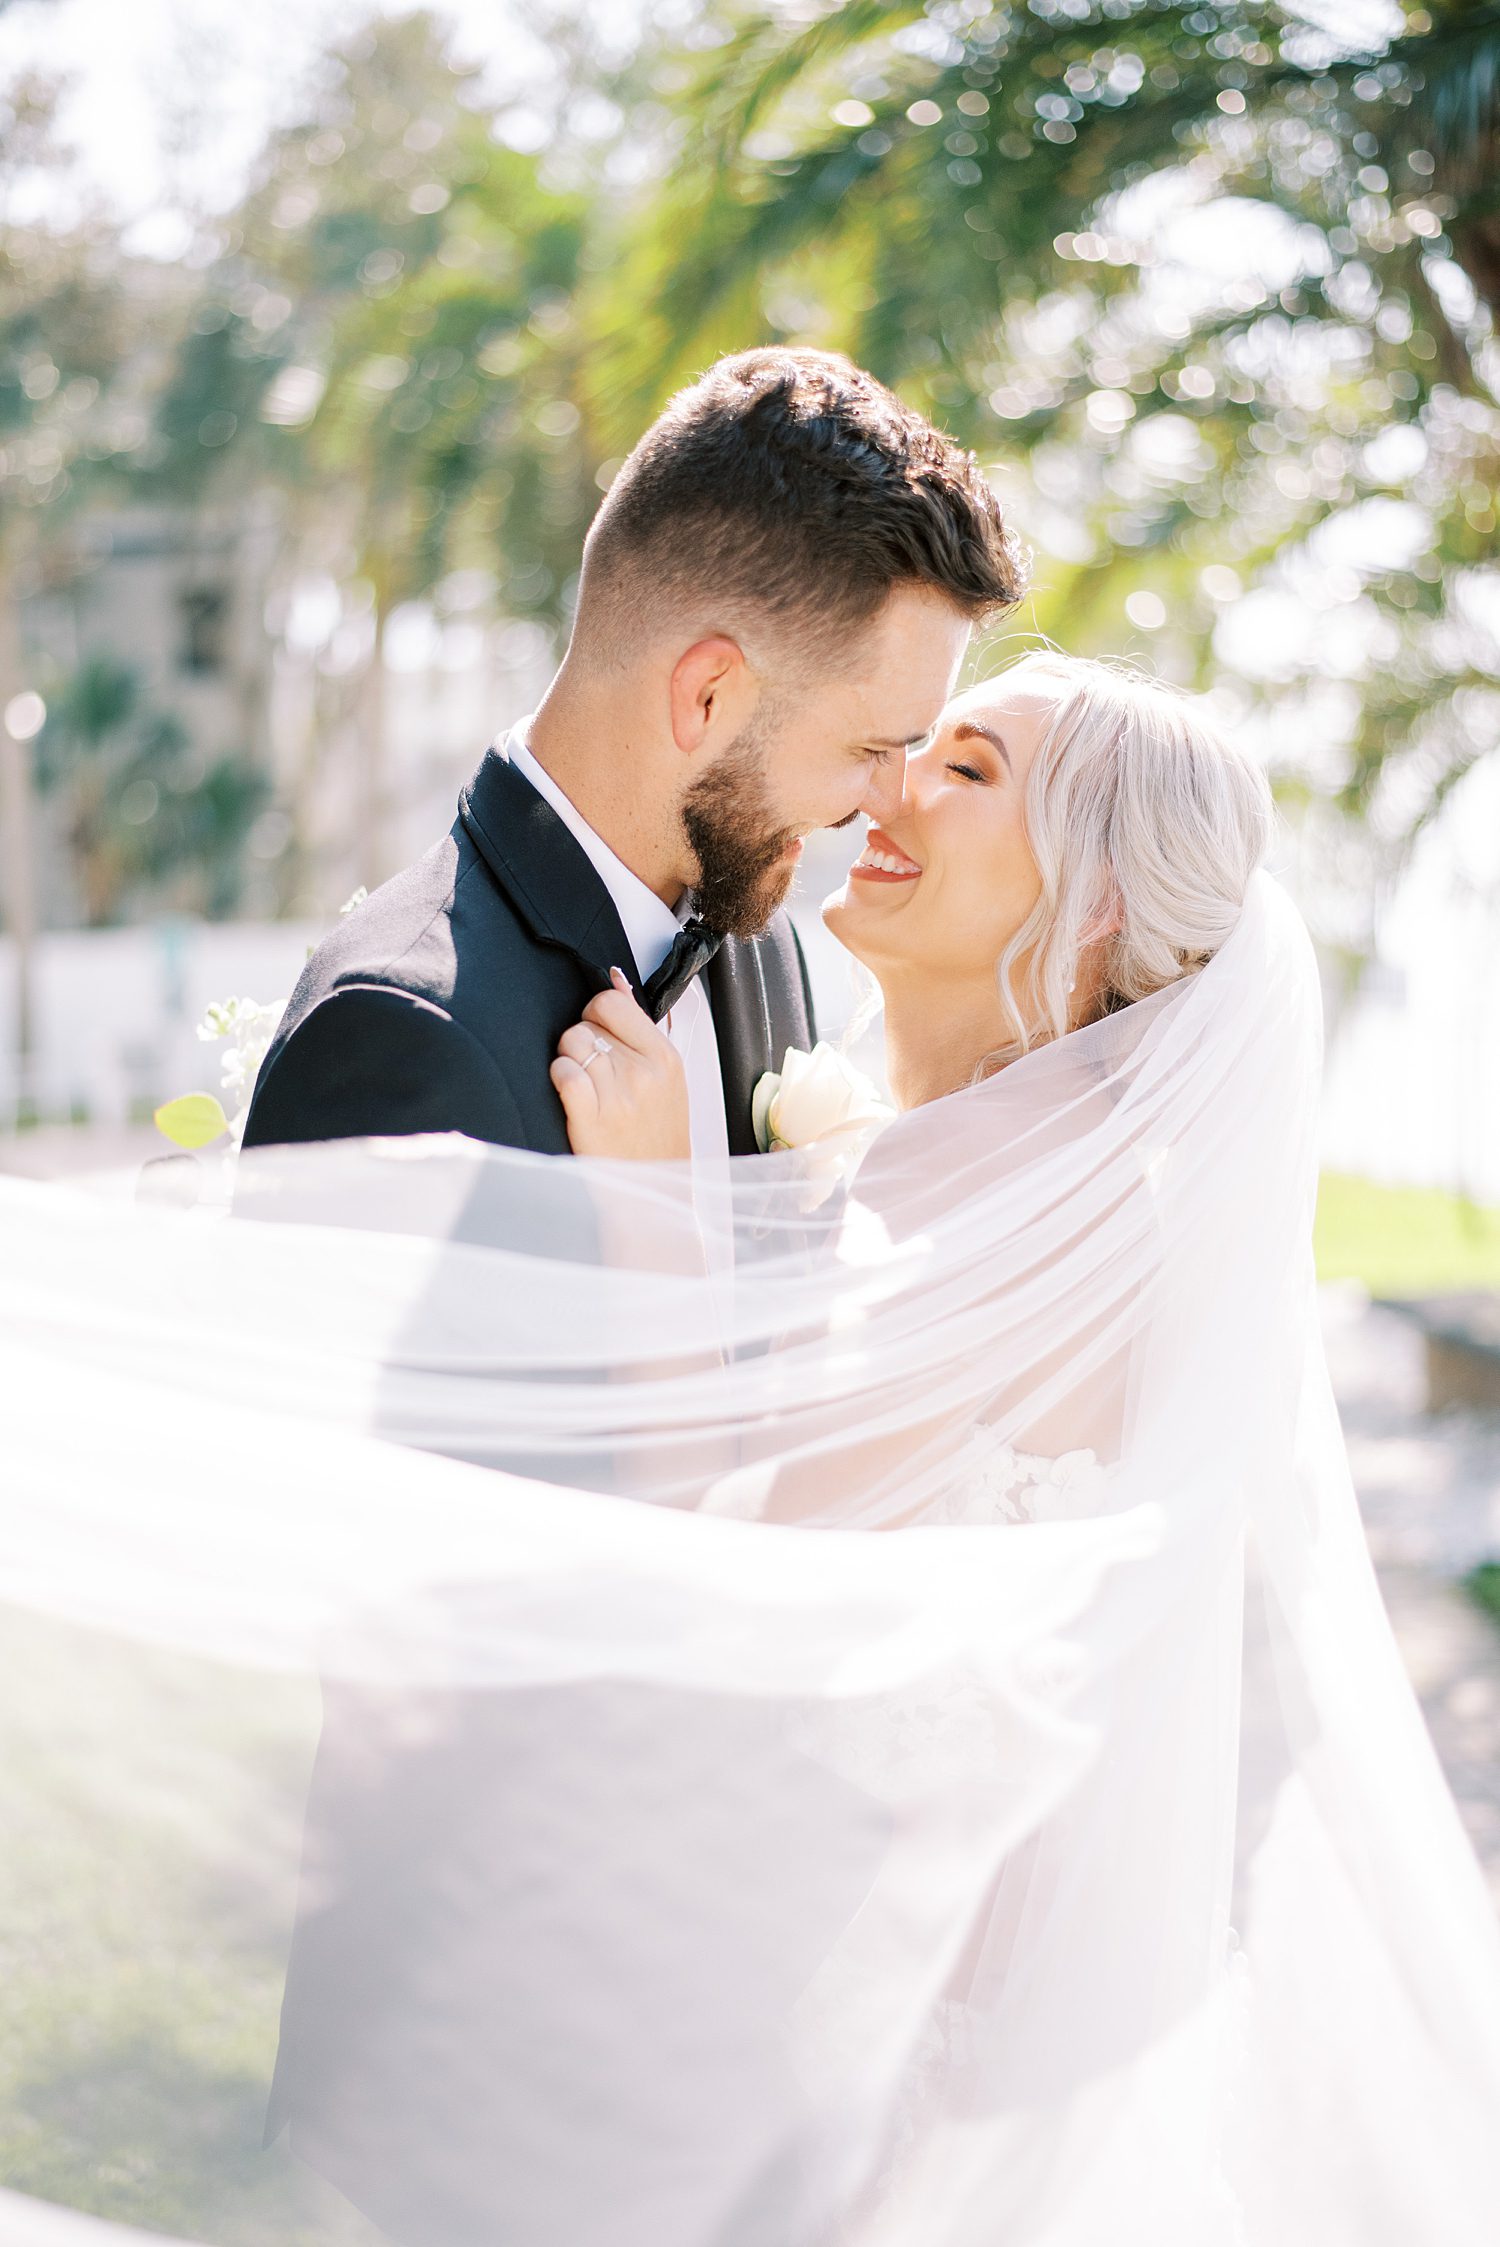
929, 1434, 1107, 1525
3, 870, 1500, 2247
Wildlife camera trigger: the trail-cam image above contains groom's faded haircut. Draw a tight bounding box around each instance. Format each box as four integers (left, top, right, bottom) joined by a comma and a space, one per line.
573, 347, 1026, 670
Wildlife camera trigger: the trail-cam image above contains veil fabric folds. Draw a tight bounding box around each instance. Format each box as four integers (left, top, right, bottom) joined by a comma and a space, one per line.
3, 869, 1500, 2246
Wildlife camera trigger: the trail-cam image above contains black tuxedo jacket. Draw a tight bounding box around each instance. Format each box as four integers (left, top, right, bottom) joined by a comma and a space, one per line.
242, 743, 817, 1160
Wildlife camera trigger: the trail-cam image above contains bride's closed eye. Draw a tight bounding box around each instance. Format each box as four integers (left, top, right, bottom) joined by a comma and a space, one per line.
947, 760, 988, 784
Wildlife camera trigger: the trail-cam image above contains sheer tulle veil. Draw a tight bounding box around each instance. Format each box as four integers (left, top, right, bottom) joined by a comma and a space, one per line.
4, 868, 1500, 2246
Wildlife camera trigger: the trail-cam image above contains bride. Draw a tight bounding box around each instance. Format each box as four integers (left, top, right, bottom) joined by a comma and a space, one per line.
552, 646, 1272, 1515
4, 653, 1500, 2247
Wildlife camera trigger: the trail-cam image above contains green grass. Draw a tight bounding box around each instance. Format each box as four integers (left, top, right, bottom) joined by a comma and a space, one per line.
1465, 1563, 1500, 1633
0, 1607, 384, 2245
1314, 1173, 1500, 1299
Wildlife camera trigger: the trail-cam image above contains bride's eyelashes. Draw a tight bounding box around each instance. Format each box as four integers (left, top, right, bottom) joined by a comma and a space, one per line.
947, 760, 987, 784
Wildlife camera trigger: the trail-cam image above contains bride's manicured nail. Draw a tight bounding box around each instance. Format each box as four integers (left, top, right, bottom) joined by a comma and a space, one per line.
610, 966, 630, 990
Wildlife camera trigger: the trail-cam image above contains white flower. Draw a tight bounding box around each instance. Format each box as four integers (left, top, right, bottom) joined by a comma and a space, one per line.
157, 992, 287, 1154
195, 994, 286, 1132
752, 1042, 895, 1156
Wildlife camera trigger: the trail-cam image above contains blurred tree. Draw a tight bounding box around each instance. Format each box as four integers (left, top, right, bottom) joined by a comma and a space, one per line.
0, 74, 168, 637
34, 654, 268, 925
251, 15, 594, 617
147, 10, 595, 884
599, 0, 1499, 879
0, 70, 171, 1080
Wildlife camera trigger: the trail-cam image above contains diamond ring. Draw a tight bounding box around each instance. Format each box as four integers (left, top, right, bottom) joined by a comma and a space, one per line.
579, 1034, 612, 1072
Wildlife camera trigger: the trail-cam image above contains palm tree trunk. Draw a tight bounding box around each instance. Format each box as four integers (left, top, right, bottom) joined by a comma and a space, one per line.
0, 559, 39, 1121
359, 593, 390, 892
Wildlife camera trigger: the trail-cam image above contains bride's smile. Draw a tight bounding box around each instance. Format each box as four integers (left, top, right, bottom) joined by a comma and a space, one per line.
822, 668, 1067, 1108
825, 675, 1052, 990
849, 826, 922, 882
822, 651, 1270, 1113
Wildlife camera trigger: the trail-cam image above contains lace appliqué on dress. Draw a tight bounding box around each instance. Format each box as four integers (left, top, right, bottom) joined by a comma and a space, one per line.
926, 1431, 1108, 1527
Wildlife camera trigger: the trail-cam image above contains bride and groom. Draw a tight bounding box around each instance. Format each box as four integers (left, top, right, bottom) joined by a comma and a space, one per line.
4, 345, 1498, 2247
243, 346, 1022, 1165
240, 349, 1332, 2244
245, 347, 1264, 1178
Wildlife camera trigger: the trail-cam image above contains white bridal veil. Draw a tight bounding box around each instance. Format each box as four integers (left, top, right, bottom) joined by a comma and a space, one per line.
4, 869, 1500, 2247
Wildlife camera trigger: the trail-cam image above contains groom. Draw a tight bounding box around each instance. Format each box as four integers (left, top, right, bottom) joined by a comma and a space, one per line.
243, 346, 1022, 1164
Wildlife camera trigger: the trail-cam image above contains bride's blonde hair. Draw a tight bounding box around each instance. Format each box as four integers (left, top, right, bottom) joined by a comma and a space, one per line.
986, 650, 1274, 1069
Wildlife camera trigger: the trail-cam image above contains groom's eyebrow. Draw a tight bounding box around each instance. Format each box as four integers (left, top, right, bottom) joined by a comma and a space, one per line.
953, 719, 1012, 771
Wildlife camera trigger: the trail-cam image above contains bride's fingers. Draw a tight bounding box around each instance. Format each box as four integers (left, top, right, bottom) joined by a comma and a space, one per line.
557, 1020, 618, 1071
553, 980, 691, 1160
581, 980, 676, 1063
550, 1052, 601, 1130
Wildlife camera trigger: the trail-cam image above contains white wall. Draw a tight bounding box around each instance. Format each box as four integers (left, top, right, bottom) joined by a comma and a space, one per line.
0, 921, 320, 1127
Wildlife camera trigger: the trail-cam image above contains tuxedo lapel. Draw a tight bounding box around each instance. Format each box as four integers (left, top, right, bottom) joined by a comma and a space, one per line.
461, 744, 816, 1158
706, 943, 772, 1158
707, 921, 816, 1157
457, 748, 636, 993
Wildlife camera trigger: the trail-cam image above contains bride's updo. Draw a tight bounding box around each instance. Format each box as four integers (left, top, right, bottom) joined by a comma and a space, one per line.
994, 650, 1273, 1062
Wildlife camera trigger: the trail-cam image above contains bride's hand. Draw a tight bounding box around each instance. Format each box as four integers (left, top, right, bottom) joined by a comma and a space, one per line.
551, 967, 691, 1160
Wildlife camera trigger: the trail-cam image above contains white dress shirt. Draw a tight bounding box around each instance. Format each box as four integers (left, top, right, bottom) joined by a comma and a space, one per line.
505, 726, 730, 1164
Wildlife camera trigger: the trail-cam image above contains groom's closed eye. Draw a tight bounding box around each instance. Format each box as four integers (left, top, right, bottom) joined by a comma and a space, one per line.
860, 730, 936, 761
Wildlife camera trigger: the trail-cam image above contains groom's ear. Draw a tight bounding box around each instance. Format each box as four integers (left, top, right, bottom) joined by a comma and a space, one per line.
668, 636, 751, 754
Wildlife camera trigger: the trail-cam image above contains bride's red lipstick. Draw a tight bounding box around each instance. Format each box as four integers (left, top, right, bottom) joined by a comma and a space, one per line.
850, 826, 922, 884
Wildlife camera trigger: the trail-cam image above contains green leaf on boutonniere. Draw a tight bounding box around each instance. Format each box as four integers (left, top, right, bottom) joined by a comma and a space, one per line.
153, 1093, 230, 1150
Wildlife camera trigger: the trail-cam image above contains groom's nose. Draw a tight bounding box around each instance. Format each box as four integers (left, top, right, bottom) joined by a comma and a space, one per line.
891, 759, 922, 822
858, 750, 906, 825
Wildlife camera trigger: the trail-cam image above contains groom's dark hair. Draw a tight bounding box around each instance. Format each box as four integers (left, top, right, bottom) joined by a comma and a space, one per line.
575, 347, 1026, 668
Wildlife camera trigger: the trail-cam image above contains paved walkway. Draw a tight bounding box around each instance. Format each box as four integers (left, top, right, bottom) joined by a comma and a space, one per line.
0, 1123, 164, 1181
1324, 1286, 1500, 1900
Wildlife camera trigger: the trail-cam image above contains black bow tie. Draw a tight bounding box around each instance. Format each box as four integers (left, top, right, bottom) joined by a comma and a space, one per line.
639, 917, 724, 1022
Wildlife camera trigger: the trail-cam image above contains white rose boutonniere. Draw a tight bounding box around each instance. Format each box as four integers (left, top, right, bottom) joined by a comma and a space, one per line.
752, 1042, 895, 1159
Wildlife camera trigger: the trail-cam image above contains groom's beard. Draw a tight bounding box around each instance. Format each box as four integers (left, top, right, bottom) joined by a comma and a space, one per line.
680, 715, 806, 941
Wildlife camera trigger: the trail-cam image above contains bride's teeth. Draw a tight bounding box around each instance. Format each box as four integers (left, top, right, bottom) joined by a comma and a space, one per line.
856, 848, 919, 873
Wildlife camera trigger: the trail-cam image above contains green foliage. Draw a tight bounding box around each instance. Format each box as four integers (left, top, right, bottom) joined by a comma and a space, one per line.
36, 655, 269, 925
600, 0, 1500, 865
1315, 1169, 1500, 1293
6, 3, 1498, 931
1464, 1559, 1500, 1631
0, 76, 163, 552
152, 1093, 229, 1150
168, 12, 596, 617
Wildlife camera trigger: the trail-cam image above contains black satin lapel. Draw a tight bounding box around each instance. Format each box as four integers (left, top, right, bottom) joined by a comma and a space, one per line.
457, 748, 639, 993
705, 942, 770, 1158
707, 923, 816, 1158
